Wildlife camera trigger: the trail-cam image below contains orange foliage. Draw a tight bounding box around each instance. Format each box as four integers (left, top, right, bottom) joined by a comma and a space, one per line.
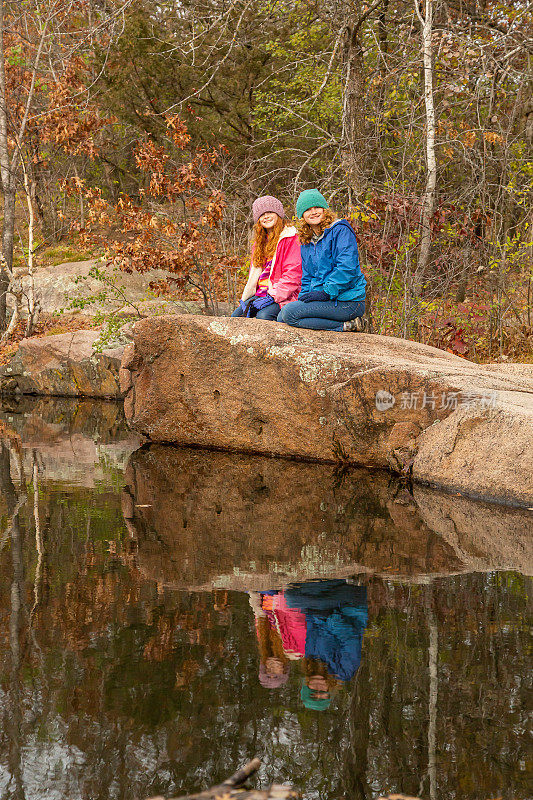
69, 115, 229, 298
38, 59, 110, 157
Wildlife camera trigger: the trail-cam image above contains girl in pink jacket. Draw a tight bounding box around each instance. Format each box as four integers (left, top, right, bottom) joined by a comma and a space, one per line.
231, 195, 302, 320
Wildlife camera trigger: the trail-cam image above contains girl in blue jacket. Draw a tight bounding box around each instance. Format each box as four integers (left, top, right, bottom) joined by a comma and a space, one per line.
277, 189, 367, 332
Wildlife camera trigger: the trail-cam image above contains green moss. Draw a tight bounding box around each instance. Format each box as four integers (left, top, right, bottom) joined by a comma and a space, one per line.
41, 244, 94, 266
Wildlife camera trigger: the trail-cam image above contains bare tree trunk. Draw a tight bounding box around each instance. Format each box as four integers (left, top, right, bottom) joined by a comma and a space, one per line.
0, 253, 23, 344
0, 2, 50, 330
30, 453, 44, 615
22, 160, 39, 335
73, 165, 85, 228
345, 657, 371, 800
0, 1, 15, 329
0, 441, 26, 800
415, 0, 437, 290
342, 24, 367, 199
426, 584, 438, 800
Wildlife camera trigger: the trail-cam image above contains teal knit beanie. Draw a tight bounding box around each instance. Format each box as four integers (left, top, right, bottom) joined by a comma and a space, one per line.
296, 189, 329, 219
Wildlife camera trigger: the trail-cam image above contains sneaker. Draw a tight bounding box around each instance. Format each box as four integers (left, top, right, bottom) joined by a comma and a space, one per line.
343, 316, 366, 332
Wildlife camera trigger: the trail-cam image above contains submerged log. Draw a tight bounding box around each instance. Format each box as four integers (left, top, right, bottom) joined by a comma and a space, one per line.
148, 759, 300, 800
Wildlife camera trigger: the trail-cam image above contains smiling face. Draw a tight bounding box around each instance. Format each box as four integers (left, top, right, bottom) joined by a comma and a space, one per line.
259, 211, 280, 230
302, 206, 326, 228
307, 674, 330, 699
265, 657, 285, 676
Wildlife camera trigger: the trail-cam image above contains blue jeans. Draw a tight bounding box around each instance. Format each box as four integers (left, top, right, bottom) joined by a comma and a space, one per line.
231, 302, 281, 321
277, 299, 365, 331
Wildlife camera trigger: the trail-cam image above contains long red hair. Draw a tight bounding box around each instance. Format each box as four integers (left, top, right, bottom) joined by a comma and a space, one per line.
252, 215, 286, 271
256, 616, 289, 665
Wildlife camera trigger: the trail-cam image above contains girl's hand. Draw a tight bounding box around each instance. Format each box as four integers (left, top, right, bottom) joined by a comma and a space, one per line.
252, 293, 276, 310
299, 290, 331, 303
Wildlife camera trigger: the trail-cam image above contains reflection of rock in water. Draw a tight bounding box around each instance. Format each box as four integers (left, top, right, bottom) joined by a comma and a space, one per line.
123, 445, 530, 588
0, 396, 142, 484
414, 486, 533, 575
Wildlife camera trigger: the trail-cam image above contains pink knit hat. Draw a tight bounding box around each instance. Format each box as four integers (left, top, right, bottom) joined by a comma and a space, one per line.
252, 195, 285, 224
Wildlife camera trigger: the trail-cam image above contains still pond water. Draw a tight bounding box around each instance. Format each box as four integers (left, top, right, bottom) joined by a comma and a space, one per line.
0, 398, 531, 800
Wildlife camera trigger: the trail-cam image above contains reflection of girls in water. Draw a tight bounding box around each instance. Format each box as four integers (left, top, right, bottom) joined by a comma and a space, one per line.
249, 580, 368, 706
249, 592, 290, 688
285, 579, 368, 710
285, 580, 368, 682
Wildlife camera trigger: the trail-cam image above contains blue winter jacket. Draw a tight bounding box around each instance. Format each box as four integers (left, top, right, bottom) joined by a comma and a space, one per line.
285, 581, 368, 682
299, 219, 367, 302
304, 607, 367, 681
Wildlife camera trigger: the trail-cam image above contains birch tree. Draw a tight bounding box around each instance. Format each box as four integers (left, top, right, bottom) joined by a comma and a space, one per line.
415, 0, 437, 293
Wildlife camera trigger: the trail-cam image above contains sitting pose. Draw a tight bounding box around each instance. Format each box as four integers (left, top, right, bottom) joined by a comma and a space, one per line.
231, 195, 301, 320
277, 189, 366, 332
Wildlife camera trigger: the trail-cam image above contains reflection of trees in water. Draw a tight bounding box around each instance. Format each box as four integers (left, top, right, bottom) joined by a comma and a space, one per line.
1, 440, 26, 800
0, 467, 530, 800
343, 575, 531, 800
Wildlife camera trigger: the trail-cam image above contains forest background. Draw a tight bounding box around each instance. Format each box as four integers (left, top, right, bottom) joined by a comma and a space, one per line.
0, 0, 531, 362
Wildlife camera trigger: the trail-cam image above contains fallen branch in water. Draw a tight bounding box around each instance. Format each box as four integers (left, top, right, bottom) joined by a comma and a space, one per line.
147, 759, 300, 800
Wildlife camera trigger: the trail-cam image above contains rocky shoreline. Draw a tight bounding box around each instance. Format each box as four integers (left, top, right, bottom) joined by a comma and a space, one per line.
0, 328, 126, 399
1, 315, 532, 507
2, 395, 531, 583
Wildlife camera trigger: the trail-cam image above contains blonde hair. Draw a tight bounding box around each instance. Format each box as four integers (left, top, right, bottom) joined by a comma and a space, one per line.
298, 208, 338, 245
251, 214, 286, 271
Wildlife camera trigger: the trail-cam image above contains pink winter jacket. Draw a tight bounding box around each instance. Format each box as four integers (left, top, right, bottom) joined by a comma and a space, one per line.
272, 593, 307, 659
268, 226, 302, 307
242, 226, 302, 307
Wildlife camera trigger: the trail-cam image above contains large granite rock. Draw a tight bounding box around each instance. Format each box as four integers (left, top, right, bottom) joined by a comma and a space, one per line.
413, 398, 533, 506
11, 259, 203, 317
122, 445, 533, 590
121, 314, 533, 504
0, 329, 125, 398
